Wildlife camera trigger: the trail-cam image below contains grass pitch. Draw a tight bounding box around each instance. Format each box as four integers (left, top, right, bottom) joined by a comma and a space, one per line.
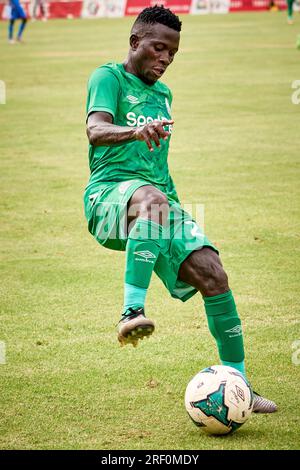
0, 12, 300, 450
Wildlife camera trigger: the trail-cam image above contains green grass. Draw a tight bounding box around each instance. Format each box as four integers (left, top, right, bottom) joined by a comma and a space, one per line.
0, 12, 300, 450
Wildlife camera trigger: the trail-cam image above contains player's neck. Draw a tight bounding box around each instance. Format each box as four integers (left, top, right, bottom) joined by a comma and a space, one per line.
122, 60, 155, 86
123, 58, 138, 78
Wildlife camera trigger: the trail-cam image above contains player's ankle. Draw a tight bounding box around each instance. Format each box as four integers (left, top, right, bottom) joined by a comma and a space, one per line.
122, 306, 144, 317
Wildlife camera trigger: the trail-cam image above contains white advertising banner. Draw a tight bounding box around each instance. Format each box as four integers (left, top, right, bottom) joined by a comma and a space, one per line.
81, 0, 126, 18
190, 0, 230, 14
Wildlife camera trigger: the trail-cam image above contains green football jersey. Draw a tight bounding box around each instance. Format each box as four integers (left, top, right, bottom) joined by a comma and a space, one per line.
86, 62, 175, 192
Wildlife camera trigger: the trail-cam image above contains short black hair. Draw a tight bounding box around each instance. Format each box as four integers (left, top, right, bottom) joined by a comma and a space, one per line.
134, 5, 182, 32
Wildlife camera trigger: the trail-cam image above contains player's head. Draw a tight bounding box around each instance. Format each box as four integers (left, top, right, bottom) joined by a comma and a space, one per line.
128, 5, 181, 85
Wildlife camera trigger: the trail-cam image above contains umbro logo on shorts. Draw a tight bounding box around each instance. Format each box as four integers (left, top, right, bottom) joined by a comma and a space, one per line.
225, 325, 242, 337
134, 250, 156, 263
127, 95, 139, 104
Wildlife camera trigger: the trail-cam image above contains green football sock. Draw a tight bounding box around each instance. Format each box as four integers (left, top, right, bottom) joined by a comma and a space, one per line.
123, 283, 147, 315
124, 218, 164, 313
222, 360, 246, 376
203, 290, 245, 372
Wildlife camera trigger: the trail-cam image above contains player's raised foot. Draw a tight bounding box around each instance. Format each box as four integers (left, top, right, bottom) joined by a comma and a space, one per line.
252, 391, 278, 413
117, 307, 155, 347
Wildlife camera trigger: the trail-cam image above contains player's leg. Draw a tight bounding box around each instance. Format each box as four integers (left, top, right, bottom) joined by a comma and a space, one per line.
118, 185, 169, 346
17, 17, 27, 42
41, 0, 47, 20
12, 6, 27, 42
178, 248, 246, 375
178, 248, 277, 413
287, 0, 295, 23
8, 19, 15, 43
32, 0, 38, 20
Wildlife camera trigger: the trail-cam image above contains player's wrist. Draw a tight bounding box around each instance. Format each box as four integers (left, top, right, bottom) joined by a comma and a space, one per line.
132, 127, 143, 142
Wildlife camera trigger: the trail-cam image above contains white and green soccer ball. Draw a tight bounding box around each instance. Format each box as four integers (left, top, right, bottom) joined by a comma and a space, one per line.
185, 365, 253, 435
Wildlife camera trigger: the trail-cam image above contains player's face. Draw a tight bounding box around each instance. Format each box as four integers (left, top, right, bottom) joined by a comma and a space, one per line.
130, 23, 180, 85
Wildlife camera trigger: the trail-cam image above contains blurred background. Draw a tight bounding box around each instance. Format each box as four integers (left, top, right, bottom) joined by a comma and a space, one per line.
0, 0, 298, 21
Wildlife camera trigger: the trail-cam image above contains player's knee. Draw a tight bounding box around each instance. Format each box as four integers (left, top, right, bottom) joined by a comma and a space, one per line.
142, 190, 168, 212
208, 264, 229, 295
186, 249, 229, 296
196, 266, 227, 295
130, 188, 169, 224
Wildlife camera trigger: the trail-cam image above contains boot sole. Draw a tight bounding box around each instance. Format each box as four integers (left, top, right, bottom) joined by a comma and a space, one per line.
118, 324, 155, 347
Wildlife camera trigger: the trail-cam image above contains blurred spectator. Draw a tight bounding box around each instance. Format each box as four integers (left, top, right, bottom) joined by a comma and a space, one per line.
31, 0, 48, 21
269, 0, 279, 11
286, 0, 295, 23
8, 0, 27, 44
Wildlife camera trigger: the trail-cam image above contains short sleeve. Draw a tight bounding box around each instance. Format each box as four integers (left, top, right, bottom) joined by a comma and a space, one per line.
168, 89, 173, 107
86, 67, 120, 120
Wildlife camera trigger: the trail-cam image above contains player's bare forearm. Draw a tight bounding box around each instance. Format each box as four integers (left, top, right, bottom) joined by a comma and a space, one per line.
86, 111, 174, 151
87, 120, 137, 147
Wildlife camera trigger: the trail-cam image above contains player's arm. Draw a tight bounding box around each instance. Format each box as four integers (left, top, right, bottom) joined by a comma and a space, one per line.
86, 111, 173, 152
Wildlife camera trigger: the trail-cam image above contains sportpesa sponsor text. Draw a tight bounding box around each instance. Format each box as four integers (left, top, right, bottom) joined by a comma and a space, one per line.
126, 112, 172, 130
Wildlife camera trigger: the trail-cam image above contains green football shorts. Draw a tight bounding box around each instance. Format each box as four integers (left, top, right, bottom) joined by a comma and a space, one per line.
84, 179, 218, 302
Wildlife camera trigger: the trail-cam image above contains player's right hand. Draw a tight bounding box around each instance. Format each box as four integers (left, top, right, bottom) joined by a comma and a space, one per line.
133, 119, 174, 152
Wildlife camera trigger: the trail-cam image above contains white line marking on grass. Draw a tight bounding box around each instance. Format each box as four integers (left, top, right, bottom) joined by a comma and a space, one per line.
0, 341, 6, 364
0, 81, 6, 104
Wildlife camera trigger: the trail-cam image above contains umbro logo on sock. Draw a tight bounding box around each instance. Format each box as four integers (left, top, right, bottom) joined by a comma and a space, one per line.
225, 325, 242, 337
134, 250, 156, 263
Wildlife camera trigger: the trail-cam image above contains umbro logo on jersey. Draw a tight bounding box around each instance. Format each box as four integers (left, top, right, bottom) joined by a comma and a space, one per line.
225, 325, 242, 337
127, 95, 139, 104
134, 250, 156, 263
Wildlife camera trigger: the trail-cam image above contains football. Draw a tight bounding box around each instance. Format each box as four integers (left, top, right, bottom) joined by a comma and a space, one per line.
185, 365, 253, 435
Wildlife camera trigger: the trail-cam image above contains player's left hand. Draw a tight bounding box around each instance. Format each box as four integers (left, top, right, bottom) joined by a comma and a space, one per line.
134, 119, 174, 152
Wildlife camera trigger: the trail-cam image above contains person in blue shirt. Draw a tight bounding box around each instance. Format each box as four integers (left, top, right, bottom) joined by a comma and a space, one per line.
8, 0, 28, 43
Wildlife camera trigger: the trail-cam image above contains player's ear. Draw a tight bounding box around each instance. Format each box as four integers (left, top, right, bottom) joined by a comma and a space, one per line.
130, 34, 139, 51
